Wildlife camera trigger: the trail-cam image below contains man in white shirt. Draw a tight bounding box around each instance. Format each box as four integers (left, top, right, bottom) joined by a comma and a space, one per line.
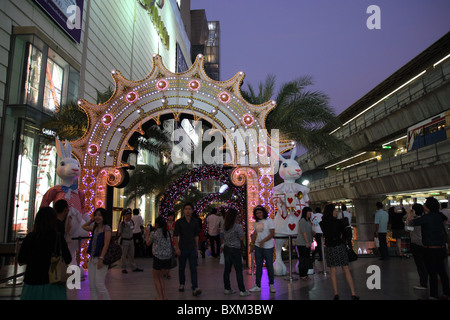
339, 205, 353, 250
375, 202, 390, 260
132, 208, 144, 257
206, 208, 221, 258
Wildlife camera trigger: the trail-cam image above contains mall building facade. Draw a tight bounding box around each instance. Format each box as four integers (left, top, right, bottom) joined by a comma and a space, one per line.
0, 0, 213, 242
298, 32, 450, 253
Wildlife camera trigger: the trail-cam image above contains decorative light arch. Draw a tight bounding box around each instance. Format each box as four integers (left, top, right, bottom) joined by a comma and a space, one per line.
70, 54, 294, 267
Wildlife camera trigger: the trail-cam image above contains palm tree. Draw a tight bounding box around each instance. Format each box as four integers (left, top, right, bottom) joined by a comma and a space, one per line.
41, 86, 115, 141
41, 101, 89, 141
241, 74, 348, 158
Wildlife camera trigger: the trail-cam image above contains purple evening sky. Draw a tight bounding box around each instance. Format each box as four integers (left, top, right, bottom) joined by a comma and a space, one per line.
190, 0, 450, 116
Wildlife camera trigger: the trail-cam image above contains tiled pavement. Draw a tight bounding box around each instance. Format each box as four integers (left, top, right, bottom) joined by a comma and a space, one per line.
2, 253, 447, 301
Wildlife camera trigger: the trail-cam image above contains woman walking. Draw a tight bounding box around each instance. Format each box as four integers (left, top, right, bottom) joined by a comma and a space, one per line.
146, 215, 173, 300
18, 207, 72, 300
249, 205, 276, 294
319, 203, 359, 300
222, 208, 250, 297
82, 207, 112, 300
297, 207, 313, 280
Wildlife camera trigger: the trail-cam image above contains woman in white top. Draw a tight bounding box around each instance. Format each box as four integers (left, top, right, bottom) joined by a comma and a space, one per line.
249, 205, 276, 293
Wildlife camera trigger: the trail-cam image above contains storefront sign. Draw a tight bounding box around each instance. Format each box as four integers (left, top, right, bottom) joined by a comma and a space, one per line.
33, 0, 84, 43
138, 0, 170, 50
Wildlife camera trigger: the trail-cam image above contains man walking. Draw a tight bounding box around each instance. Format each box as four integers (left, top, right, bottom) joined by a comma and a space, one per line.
375, 202, 389, 260
206, 208, 221, 258
174, 203, 202, 296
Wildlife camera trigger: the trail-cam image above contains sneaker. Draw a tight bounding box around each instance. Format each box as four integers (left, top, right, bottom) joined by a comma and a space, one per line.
270, 284, 276, 293
132, 268, 144, 272
224, 289, 236, 295
249, 285, 261, 292
240, 290, 251, 297
122, 269, 128, 274
413, 285, 427, 290
192, 288, 202, 296
178, 285, 184, 292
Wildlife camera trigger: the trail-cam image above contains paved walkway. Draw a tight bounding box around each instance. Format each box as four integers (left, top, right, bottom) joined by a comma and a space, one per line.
43, 255, 450, 300
2, 253, 448, 301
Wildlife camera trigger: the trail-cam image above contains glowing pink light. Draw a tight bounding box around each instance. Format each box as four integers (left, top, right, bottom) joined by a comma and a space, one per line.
87, 144, 99, 156
218, 91, 231, 103
189, 80, 201, 91
156, 79, 168, 91
125, 91, 138, 103
102, 113, 114, 126
242, 114, 254, 126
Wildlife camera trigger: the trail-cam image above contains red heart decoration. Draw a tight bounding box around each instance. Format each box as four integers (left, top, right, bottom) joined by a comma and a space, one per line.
287, 197, 293, 204
294, 210, 301, 217
288, 223, 296, 231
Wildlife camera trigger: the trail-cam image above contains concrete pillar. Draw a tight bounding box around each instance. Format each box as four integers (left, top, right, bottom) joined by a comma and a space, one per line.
352, 196, 385, 254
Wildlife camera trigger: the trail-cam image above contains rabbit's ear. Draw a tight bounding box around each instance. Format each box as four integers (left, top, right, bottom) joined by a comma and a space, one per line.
64, 140, 72, 158
290, 145, 297, 160
55, 137, 65, 158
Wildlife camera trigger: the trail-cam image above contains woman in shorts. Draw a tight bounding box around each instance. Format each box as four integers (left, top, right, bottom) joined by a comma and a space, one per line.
146, 215, 173, 300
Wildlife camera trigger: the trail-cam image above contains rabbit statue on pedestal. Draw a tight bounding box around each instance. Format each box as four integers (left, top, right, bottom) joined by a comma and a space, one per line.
271, 145, 310, 276
40, 137, 91, 266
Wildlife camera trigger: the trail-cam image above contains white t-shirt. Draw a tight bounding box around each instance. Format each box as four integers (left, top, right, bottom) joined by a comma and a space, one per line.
255, 218, 275, 249
131, 215, 144, 234
311, 212, 323, 233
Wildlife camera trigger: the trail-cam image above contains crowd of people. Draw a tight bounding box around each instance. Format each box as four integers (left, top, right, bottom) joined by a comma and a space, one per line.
17, 197, 449, 300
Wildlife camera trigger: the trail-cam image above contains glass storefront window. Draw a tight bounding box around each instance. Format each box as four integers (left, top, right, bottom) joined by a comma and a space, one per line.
43, 58, 64, 112
12, 127, 58, 239
34, 143, 58, 213
13, 135, 34, 238
8, 34, 80, 110
24, 44, 43, 107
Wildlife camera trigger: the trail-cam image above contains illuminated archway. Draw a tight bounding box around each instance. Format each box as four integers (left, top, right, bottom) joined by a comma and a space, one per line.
71, 54, 294, 267
159, 165, 245, 217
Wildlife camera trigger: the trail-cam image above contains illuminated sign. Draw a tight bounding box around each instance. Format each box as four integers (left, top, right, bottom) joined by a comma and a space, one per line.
137, 0, 170, 50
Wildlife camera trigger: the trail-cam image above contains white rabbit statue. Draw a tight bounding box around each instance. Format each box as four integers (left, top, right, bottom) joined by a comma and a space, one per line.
40, 137, 91, 266
271, 145, 310, 276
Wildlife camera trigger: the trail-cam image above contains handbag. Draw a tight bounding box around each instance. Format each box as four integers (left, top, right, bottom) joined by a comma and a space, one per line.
103, 235, 122, 266
49, 233, 69, 284
347, 246, 358, 262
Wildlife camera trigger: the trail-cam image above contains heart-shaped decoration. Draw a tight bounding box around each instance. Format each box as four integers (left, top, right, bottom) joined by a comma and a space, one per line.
288, 223, 296, 231
287, 197, 293, 204
294, 210, 301, 217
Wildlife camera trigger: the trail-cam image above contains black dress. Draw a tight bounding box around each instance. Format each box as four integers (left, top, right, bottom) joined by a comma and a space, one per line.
319, 217, 348, 267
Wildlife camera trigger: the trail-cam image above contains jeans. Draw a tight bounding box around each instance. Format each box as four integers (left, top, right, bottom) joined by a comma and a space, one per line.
209, 234, 221, 257
223, 246, 246, 292
378, 233, 389, 259
410, 243, 428, 288
254, 246, 274, 286
296, 245, 311, 277
178, 249, 199, 290
423, 247, 450, 298
88, 257, 110, 300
